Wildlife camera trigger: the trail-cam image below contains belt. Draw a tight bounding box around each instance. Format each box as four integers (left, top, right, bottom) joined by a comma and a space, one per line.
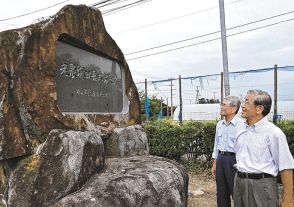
237, 171, 274, 180
218, 150, 235, 156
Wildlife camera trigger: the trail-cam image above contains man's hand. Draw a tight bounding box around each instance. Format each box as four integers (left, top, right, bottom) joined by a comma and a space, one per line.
279, 201, 293, 207
279, 169, 293, 207
211, 159, 217, 177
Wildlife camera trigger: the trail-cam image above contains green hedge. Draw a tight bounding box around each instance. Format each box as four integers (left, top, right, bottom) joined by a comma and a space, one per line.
277, 120, 294, 154
144, 119, 294, 163
144, 119, 217, 161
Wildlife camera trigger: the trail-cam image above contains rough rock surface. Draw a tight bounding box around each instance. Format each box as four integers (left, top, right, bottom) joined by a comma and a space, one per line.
0, 4, 189, 207
104, 125, 149, 157
0, 4, 140, 160
7, 129, 104, 207
50, 156, 188, 207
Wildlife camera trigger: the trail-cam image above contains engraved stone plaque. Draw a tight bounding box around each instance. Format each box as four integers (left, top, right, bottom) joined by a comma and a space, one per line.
56, 37, 124, 113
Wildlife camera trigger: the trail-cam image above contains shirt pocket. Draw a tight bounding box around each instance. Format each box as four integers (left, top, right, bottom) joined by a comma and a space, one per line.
249, 138, 268, 161
216, 132, 222, 149
227, 129, 237, 149
228, 136, 236, 149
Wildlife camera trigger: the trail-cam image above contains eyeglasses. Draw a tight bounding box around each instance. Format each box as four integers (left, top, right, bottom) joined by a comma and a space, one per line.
240, 98, 253, 105
241, 99, 263, 108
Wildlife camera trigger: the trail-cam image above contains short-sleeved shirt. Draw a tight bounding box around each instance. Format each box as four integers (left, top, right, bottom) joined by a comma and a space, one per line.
212, 115, 243, 159
235, 117, 294, 176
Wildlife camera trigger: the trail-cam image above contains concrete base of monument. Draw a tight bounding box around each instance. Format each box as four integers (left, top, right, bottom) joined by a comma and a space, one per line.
0, 126, 188, 207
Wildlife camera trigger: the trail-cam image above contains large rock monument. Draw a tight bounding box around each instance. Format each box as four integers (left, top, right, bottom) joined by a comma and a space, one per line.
0, 5, 188, 207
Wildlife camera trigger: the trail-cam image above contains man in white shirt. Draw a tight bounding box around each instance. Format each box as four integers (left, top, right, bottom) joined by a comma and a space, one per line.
234, 89, 294, 207
212, 96, 242, 207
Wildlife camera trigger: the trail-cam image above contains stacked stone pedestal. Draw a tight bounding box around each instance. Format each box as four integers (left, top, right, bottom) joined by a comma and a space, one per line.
3, 126, 188, 207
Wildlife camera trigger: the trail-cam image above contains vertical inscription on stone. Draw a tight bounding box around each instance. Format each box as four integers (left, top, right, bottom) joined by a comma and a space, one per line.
56, 40, 124, 113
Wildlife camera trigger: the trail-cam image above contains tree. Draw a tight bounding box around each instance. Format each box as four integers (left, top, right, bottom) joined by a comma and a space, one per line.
198, 98, 220, 104
138, 90, 169, 121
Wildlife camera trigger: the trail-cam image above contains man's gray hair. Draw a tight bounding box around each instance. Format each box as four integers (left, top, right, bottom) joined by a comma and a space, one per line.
224, 96, 241, 114
247, 89, 272, 116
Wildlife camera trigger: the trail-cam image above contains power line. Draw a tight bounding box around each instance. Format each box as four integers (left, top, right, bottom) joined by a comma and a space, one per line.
112, 0, 243, 35
92, 0, 133, 9
125, 31, 220, 55
91, 0, 118, 7
125, 9, 294, 55
0, 0, 149, 24
103, 0, 151, 15
127, 17, 294, 61
0, 0, 69, 22
99, 0, 151, 15
131, 69, 162, 79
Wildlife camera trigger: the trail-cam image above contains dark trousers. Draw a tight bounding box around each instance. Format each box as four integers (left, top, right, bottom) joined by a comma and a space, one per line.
216, 154, 236, 207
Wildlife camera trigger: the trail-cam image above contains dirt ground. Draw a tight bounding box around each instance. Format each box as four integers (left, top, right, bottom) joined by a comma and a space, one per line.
187, 173, 288, 207
188, 172, 217, 207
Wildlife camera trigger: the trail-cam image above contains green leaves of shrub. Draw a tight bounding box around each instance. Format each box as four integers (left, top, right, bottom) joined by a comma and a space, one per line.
144, 120, 294, 163
144, 119, 217, 161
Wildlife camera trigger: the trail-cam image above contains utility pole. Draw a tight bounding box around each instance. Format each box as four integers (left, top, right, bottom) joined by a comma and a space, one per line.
160, 97, 163, 114
195, 86, 200, 104
166, 98, 169, 116
179, 75, 183, 123
219, 0, 230, 96
145, 78, 149, 121
273, 64, 278, 124
213, 92, 217, 102
170, 79, 173, 118
221, 72, 224, 103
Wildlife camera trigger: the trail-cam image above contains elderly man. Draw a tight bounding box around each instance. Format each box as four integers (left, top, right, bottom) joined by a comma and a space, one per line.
234, 89, 294, 207
212, 96, 242, 207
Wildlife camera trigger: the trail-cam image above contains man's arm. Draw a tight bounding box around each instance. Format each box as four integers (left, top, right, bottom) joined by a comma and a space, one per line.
280, 169, 293, 207
212, 159, 217, 177
212, 123, 220, 159
211, 123, 220, 176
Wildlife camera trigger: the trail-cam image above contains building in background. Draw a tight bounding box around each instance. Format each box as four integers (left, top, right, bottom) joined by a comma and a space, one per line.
173, 100, 294, 121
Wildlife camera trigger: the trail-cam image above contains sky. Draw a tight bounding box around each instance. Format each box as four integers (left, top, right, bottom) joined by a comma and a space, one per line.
1, 0, 294, 105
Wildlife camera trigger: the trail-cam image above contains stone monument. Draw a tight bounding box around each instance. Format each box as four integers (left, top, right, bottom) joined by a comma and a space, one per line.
0, 5, 188, 207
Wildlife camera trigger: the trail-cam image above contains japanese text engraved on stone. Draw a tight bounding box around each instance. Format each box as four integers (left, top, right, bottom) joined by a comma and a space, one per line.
56, 40, 124, 113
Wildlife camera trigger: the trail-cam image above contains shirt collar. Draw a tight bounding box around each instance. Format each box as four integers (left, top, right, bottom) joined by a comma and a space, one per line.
245, 116, 268, 131
254, 116, 268, 131
222, 115, 239, 126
